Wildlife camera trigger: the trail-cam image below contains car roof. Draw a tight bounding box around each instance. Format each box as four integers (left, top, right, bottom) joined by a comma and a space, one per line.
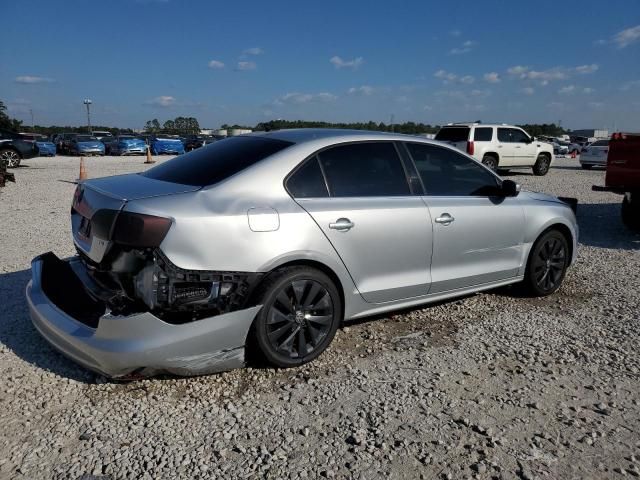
441, 123, 518, 128
252, 128, 433, 145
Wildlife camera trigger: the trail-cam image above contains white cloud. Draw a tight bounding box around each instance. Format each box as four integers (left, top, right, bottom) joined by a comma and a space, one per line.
243, 47, 264, 55
621, 80, 640, 91
147, 96, 176, 107
588, 102, 605, 109
460, 75, 475, 84
559, 85, 576, 94
423, 105, 433, 111
507, 65, 529, 76
236, 61, 256, 71
208, 60, 225, 69
434, 70, 474, 84
483, 72, 500, 83
450, 29, 462, 37
449, 40, 476, 55
15, 75, 54, 84
583, 87, 595, 94
329, 56, 364, 70
574, 64, 599, 74
348, 85, 374, 95
275, 92, 337, 105
612, 25, 640, 48
396, 96, 409, 103
522, 87, 535, 95
471, 89, 490, 98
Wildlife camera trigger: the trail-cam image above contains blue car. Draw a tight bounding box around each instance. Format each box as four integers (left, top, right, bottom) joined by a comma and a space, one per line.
36, 140, 56, 156
151, 135, 185, 155
70, 135, 105, 156
110, 136, 148, 156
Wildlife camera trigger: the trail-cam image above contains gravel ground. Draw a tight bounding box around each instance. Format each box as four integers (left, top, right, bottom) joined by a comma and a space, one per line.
0, 155, 639, 479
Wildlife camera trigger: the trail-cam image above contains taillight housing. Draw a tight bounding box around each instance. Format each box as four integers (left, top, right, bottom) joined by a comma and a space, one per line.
112, 212, 172, 247
467, 141, 474, 155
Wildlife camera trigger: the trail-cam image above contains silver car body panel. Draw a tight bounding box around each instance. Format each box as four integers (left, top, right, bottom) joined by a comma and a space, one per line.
29, 129, 579, 377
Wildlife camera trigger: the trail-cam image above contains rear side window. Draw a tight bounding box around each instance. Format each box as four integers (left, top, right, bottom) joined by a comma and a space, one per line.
143, 136, 293, 187
287, 157, 328, 198
473, 127, 493, 141
406, 143, 500, 196
318, 142, 410, 197
435, 127, 470, 142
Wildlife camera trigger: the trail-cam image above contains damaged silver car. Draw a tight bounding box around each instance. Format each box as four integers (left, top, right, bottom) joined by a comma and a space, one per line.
27, 129, 578, 378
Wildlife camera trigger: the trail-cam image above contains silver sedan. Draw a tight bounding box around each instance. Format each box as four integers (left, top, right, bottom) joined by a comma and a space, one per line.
27, 129, 578, 378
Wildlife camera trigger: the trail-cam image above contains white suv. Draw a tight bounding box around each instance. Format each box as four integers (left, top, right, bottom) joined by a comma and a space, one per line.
435, 123, 555, 176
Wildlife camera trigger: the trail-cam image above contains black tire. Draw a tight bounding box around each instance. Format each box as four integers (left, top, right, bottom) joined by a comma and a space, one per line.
250, 267, 342, 368
621, 195, 640, 232
533, 153, 551, 176
482, 155, 498, 172
522, 229, 570, 297
581, 164, 592, 170
0, 148, 22, 168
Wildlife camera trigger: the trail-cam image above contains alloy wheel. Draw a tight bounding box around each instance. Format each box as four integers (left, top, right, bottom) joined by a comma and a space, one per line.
266, 279, 334, 359
532, 237, 566, 292
1, 150, 20, 168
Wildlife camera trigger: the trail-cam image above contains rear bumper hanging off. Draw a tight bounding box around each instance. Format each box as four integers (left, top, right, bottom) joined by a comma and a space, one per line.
26, 252, 262, 378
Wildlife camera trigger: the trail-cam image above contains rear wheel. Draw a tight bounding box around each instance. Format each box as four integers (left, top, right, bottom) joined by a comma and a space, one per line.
621, 194, 640, 232
581, 164, 592, 170
522, 230, 569, 296
482, 155, 498, 172
250, 267, 341, 368
0, 148, 21, 168
533, 153, 551, 176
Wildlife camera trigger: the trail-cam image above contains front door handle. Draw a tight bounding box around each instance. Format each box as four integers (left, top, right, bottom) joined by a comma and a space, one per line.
329, 218, 355, 231
435, 213, 455, 225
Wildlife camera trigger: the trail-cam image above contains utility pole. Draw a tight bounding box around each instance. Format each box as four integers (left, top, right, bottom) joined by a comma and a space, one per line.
390, 114, 395, 133
83, 99, 92, 134
29, 109, 34, 129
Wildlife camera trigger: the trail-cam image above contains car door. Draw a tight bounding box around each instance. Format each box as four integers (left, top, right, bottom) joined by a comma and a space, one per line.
404, 142, 525, 293
510, 128, 537, 165
496, 128, 516, 166
289, 141, 433, 303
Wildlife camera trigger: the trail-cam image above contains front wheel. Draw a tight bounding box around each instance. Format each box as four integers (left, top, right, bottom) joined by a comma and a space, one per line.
250, 267, 342, 368
0, 149, 22, 168
621, 194, 640, 232
533, 154, 551, 176
581, 164, 592, 170
522, 230, 569, 296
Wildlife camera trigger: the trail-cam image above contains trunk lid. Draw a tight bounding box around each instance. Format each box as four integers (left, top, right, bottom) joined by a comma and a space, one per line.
72, 174, 200, 263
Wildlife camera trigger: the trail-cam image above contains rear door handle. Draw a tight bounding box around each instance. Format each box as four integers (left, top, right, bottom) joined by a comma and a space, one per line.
435, 213, 455, 225
329, 218, 355, 231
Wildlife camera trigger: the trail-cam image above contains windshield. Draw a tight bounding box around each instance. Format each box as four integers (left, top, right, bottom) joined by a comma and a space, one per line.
76, 136, 97, 142
435, 127, 470, 142
142, 136, 293, 187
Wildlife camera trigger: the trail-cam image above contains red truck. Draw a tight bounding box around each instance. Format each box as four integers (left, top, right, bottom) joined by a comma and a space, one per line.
593, 132, 640, 231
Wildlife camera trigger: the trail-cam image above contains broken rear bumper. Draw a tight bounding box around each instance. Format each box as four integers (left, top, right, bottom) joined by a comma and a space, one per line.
26, 253, 261, 378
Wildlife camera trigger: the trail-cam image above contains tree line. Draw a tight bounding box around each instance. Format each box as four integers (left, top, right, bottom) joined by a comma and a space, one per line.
144, 117, 200, 135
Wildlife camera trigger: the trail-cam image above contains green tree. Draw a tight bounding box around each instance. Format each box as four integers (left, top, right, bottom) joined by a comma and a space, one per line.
0, 100, 23, 132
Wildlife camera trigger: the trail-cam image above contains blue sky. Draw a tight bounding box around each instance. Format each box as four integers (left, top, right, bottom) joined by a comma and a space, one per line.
1, 0, 639, 130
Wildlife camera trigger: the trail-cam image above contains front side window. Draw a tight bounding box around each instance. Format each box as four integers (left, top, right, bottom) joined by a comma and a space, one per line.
474, 127, 493, 141
509, 129, 530, 143
317, 142, 410, 197
286, 156, 328, 198
405, 143, 500, 196
497, 128, 511, 143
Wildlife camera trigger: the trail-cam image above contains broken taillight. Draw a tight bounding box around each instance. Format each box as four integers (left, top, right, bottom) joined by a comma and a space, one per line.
112, 212, 172, 247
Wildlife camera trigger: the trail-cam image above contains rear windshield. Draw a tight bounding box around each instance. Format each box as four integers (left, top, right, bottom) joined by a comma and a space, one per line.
142, 136, 293, 187
76, 136, 97, 142
435, 127, 470, 142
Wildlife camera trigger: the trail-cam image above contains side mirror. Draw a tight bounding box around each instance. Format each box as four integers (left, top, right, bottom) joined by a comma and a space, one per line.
501, 179, 520, 197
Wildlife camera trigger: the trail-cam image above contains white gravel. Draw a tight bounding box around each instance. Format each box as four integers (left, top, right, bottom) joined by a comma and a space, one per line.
0, 155, 639, 479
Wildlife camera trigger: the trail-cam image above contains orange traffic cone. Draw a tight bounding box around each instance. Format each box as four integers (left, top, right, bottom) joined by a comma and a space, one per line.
144, 147, 155, 164
78, 157, 87, 181
571, 151, 577, 159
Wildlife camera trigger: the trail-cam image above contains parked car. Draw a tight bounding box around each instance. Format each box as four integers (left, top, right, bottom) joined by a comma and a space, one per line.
593, 133, 640, 230
92, 131, 114, 142
58, 133, 81, 155
27, 130, 578, 378
109, 136, 148, 156
69, 135, 105, 156
435, 123, 554, 175
151, 135, 186, 155
184, 135, 206, 151
0, 129, 39, 167
580, 140, 609, 169
36, 137, 57, 157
